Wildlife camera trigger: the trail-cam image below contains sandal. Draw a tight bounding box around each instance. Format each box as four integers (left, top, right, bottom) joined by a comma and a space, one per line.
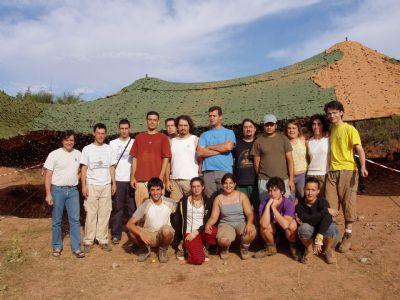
52, 249, 62, 257
72, 250, 85, 258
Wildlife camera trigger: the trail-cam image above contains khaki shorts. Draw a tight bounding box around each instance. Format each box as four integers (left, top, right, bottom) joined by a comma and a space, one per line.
135, 182, 149, 208
325, 170, 358, 222
217, 222, 255, 243
139, 225, 175, 248
170, 179, 191, 202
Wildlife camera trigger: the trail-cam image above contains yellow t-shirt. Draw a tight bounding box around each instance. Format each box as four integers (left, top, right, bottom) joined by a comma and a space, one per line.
330, 123, 361, 171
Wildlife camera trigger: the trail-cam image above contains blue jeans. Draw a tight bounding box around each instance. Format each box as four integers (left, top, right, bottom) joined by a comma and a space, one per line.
51, 186, 81, 252
298, 222, 338, 240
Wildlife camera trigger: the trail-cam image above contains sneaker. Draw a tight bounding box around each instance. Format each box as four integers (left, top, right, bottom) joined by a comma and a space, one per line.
240, 245, 251, 260
111, 237, 120, 245
84, 244, 91, 253
289, 242, 302, 261
158, 247, 168, 263
325, 249, 336, 264
219, 247, 229, 260
99, 243, 112, 252
338, 232, 352, 253
253, 248, 267, 259
176, 249, 185, 261
137, 246, 151, 262
254, 245, 277, 259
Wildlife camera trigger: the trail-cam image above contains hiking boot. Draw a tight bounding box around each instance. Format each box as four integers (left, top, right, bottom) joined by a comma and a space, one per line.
266, 244, 277, 256
84, 244, 91, 253
137, 246, 151, 262
240, 245, 251, 260
301, 249, 312, 264
99, 243, 112, 252
111, 237, 120, 245
158, 247, 168, 263
289, 242, 302, 261
176, 249, 185, 261
338, 232, 352, 253
325, 249, 336, 264
219, 247, 229, 260
253, 248, 267, 259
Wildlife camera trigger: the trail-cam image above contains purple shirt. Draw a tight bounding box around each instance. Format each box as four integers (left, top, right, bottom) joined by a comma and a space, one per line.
259, 197, 295, 223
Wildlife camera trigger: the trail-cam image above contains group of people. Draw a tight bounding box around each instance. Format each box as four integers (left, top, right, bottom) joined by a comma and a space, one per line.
44, 100, 368, 265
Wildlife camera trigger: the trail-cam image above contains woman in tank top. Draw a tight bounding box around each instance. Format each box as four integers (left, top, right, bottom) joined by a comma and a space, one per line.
205, 173, 256, 260
306, 114, 330, 196
285, 119, 308, 201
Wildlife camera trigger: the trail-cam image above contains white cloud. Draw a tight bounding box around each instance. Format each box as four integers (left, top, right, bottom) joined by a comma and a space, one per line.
0, 0, 318, 99
266, 0, 400, 63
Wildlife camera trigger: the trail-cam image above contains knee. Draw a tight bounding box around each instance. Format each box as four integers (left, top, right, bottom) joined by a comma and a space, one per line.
218, 238, 230, 247
161, 227, 174, 239
298, 223, 313, 240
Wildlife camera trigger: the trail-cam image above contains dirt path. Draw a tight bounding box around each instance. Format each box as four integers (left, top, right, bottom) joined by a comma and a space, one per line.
1, 194, 400, 299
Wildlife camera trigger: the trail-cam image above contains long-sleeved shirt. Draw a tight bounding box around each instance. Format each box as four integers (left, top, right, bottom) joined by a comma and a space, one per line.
295, 197, 333, 235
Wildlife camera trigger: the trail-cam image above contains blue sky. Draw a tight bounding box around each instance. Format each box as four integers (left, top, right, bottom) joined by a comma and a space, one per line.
0, 0, 399, 100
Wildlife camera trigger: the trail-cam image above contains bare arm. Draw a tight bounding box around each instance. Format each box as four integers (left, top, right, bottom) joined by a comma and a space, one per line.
205, 197, 221, 227
130, 157, 137, 188
196, 145, 220, 158
355, 144, 368, 177
110, 165, 116, 195
207, 141, 235, 153
159, 157, 169, 180
253, 156, 260, 174
241, 193, 254, 226
260, 200, 272, 228
271, 205, 293, 230
285, 151, 295, 192
44, 169, 53, 205
81, 165, 88, 198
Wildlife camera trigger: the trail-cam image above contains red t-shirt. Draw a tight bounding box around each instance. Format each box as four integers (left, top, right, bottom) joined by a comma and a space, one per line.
130, 132, 171, 182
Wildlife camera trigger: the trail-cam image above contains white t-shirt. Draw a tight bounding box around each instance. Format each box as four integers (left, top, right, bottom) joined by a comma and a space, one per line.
186, 200, 205, 233
170, 135, 199, 180
80, 143, 117, 185
109, 137, 134, 182
307, 136, 330, 176
44, 148, 81, 186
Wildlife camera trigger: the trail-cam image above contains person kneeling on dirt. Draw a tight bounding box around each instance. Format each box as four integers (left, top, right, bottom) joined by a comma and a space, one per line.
126, 177, 177, 263
205, 173, 256, 260
254, 177, 300, 260
173, 177, 218, 265
296, 177, 339, 264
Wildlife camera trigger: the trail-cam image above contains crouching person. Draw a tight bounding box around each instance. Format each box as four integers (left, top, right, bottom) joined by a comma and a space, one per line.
205, 173, 256, 260
173, 177, 218, 265
296, 177, 339, 264
255, 177, 300, 260
126, 177, 177, 263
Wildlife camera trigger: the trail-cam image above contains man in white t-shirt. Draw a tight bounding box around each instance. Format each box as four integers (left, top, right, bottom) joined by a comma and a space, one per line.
44, 131, 84, 258
109, 119, 135, 244
166, 115, 201, 202
81, 123, 117, 252
126, 177, 177, 263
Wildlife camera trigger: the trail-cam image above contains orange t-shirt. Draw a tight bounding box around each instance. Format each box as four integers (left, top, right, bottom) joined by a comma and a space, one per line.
130, 132, 171, 182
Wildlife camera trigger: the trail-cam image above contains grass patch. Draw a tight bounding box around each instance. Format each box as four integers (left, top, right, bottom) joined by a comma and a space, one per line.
4, 237, 25, 265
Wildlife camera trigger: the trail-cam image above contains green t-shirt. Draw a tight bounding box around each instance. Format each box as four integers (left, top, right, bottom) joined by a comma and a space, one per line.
250, 133, 292, 180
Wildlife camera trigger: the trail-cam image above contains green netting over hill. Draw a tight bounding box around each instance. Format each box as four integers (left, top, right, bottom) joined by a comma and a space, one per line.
0, 50, 342, 139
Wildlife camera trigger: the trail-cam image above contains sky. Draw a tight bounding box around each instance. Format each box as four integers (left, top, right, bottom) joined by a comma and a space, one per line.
0, 0, 399, 100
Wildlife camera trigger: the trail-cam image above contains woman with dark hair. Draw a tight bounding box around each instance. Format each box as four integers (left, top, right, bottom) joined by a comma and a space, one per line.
306, 114, 330, 196
285, 119, 307, 201
173, 177, 217, 264
205, 173, 256, 260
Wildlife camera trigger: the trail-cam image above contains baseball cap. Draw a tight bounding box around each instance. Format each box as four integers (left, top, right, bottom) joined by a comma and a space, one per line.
262, 114, 277, 124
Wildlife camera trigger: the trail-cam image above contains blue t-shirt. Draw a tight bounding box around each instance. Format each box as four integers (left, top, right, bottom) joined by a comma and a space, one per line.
199, 127, 236, 172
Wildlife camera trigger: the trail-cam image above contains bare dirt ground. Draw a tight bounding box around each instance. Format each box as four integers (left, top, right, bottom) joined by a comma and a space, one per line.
1, 165, 400, 299
312, 41, 400, 121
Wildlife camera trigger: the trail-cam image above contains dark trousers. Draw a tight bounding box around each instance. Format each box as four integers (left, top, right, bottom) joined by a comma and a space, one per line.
111, 181, 135, 239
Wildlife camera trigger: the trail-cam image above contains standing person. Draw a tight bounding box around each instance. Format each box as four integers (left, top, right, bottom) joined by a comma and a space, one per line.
130, 111, 171, 207
109, 119, 135, 245
81, 123, 117, 252
126, 178, 177, 263
197, 106, 236, 199
296, 177, 339, 264
205, 173, 256, 260
285, 119, 308, 200
173, 177, 218, 265
168, 115, 200, 202
250, 114, 295, 203
44, 131, 85, 258
234, 118, 259, 210
306, 114, 330, 196
165, 118, 178, 139
324, 101, 368, 253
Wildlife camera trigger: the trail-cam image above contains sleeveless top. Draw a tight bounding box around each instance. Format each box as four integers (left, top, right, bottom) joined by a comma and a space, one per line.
292, 138, 308, 174
170, 135, 199, 180
186, 200, 205, 233
307, 136, 330, 176
219, 193, 245, 225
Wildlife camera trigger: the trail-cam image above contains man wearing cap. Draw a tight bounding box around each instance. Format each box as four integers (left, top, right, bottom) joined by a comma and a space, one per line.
250, 114, 295, 203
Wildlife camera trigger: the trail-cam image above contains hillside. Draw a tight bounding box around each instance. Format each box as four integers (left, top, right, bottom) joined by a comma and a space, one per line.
0, 40, 399, 140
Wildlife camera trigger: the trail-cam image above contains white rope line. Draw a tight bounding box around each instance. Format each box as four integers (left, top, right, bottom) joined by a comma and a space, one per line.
355, 154, 400, 174
0, 163, 43, 177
